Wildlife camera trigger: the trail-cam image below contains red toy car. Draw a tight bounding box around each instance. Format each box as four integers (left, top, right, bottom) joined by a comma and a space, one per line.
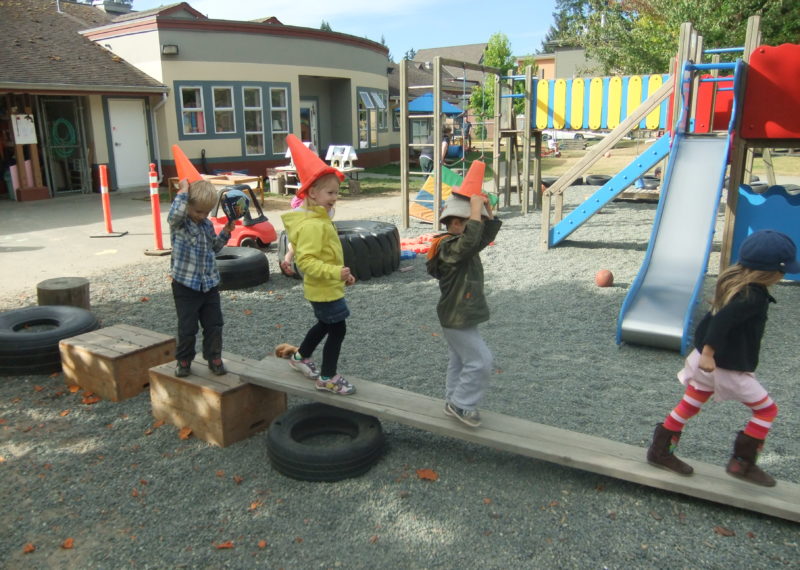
210, 184, 277, 248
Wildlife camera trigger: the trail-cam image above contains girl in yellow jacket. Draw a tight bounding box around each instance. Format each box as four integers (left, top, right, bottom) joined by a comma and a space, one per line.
281, 135, 356, 395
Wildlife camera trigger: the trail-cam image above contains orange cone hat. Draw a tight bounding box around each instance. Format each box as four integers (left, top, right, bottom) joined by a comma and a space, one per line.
172, 144, 203, 183
452, 160, 486, 198
286, 134, 344, 199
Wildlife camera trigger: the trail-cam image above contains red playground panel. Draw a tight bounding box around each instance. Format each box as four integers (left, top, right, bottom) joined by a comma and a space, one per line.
741, 44, 800, 140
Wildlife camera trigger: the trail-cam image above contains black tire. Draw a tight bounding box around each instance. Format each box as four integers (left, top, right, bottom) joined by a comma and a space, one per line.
239, 237, 259, 249
574, 133, 584, 140
267, 403, 385, 482
276, 231, 301, 279
541, 176, 557, 188
216, 246, 269, 290
642, 176, 660, 190
586, 174, 611, 186
334, 221, 400, 281
0, 306, 100, 376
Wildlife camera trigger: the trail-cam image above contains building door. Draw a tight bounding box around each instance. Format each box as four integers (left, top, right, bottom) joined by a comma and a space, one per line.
107, 98, 150, 189
299, 100, 319, 153
39, 96, 90, 195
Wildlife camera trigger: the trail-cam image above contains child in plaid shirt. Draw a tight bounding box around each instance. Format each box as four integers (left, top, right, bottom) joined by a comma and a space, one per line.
168, 178, 234, 377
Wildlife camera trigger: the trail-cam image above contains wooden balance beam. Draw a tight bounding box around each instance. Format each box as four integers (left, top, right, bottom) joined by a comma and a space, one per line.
151, 351, 800, 523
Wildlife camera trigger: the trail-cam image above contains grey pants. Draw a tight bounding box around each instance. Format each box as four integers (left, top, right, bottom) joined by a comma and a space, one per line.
442, 326, 493, 411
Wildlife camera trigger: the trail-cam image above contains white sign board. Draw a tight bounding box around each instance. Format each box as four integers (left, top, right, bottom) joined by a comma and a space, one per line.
12, 114, 37, 145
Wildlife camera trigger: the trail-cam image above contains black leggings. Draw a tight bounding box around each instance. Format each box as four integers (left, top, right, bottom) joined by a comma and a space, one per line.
298, 319, 346, 378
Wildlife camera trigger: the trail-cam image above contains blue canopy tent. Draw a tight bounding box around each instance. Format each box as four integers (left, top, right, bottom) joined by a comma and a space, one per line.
408, 93, 465, 159
408, 93, 463, 116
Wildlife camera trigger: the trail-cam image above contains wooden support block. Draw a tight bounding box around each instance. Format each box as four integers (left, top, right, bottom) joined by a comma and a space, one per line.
59, 324, 176, 402
16, 186, 50, 201
347, 179, 361, 195
148, 355, 287, 447
37, 276, 91, 310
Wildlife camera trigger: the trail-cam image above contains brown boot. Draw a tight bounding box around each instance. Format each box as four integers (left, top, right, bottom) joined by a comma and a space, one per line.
646, 423, 694, 475
726, 431, 776, 487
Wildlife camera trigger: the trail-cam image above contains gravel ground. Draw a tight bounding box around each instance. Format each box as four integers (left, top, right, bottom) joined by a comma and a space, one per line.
1, 189, 799, 568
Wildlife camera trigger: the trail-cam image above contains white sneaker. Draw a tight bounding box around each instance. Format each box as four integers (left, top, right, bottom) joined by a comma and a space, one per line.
288, 353, 320, 379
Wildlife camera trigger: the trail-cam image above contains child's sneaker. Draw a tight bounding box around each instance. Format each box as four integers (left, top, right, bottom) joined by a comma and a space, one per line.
315, 374, 356, 396
289, 352, 320, 379
444, 401, 481, 427
175, 360, 191, 378
208, 358, 226, 375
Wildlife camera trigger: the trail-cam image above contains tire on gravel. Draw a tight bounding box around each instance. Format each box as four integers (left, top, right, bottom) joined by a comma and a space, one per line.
0, 305, 100, 376
266, 403, 385, 482
585, 174, 612, 186
216, 246, 269, 290
334, 221, 400, 282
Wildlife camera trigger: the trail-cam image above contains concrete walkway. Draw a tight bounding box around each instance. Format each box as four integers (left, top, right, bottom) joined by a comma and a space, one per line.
0, 188, 402, 297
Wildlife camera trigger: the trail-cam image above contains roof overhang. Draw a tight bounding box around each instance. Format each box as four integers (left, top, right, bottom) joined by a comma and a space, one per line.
0, 82, 168, 94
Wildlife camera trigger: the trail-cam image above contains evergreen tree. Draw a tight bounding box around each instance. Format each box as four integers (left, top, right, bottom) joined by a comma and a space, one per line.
320, 20, 332, 31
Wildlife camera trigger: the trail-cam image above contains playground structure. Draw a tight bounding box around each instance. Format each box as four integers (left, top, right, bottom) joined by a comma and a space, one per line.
399, 16, 799, 354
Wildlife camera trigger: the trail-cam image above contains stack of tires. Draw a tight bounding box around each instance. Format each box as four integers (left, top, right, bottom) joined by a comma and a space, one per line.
279, 220, 400, 282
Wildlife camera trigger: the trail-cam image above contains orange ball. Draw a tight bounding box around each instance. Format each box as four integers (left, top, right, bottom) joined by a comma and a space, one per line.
595, 269, 614, 287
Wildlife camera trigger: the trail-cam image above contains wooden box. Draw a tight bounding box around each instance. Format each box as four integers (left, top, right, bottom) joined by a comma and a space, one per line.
149, 359, 287, 447
59, 324, 175, 402
16, 186, 50, 201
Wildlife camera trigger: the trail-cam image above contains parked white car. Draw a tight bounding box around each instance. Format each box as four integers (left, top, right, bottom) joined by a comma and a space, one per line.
543, 129, 605, 141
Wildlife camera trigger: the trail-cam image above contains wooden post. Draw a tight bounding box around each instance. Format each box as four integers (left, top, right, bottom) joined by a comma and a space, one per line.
37, 277, 90, 310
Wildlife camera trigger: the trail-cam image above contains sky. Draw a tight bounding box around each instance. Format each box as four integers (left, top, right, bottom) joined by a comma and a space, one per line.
131, 0, 557, 60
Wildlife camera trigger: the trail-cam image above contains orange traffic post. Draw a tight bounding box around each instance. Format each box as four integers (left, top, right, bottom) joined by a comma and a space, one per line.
144, 163, 171, 256
90, 164, 127, 238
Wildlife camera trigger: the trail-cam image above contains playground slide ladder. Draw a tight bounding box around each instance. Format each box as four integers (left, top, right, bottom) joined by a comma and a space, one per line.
549, 133, 671, 246
151, 352, 800, 524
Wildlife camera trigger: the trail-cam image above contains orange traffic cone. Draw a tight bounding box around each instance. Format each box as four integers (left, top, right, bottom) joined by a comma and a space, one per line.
172, 144, 203, 183
452, 160, 486, 198
286, 134, 344, 198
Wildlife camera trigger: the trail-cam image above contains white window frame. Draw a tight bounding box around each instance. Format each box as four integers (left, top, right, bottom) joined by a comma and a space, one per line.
243, 86, 265, 156
213, 86, 236, 134
270, 87, 289, 155
180, 85, 206, 135
371, 92, 387, 130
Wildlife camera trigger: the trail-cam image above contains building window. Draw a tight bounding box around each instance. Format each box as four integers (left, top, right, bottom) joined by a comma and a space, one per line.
213, 87, 235, 134
358, 89, 384, 148
242, 87, 264, 156
180, 86, 205, 135
270, 87, 289, 155
371, 92, 387, 130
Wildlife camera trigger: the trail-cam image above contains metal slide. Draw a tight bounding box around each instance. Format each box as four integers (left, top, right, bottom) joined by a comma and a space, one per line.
616, 132, 730, 352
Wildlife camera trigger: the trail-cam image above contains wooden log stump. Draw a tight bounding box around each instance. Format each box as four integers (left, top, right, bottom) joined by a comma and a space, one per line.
37, 277, 90, 310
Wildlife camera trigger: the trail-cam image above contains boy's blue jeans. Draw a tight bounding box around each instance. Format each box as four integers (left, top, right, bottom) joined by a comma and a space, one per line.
171, 281, 223, 363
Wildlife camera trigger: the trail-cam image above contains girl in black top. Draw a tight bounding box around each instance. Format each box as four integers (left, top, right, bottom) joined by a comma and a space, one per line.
647, 230, 800, 486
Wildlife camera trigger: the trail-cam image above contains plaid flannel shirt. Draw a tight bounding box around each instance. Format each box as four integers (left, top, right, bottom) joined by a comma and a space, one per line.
168, 192, 229, 292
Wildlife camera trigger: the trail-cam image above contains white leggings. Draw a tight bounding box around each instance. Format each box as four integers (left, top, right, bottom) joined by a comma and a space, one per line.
442, 326, 493, 410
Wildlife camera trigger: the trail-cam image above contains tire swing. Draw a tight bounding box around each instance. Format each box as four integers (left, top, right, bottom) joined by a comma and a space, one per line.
216, 246, 270, 290
334, 221, 400, 282
266, 403, 385, 482
0, 305, 100, 376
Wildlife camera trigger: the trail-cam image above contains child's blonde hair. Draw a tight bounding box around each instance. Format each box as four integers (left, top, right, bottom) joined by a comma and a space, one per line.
303, 173, 340, 208
711, 264, 782, 313
187, 180, 218, 212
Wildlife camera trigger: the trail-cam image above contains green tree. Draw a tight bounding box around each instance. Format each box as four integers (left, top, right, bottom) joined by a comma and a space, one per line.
540, 0, 591, 53
320, 20, 332, 31
404, 48, 417, 61
571, 0, 800, 74
469, 33, 517, 128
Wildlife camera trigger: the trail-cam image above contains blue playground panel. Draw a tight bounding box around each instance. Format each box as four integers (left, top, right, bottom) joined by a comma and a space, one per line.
732, 185, 800, 282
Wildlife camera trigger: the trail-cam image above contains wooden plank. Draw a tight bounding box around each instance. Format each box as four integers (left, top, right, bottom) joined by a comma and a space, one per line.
216, 352, 800, 523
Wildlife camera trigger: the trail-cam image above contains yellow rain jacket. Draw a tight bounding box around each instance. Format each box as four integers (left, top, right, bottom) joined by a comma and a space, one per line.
281, 206, 345, 302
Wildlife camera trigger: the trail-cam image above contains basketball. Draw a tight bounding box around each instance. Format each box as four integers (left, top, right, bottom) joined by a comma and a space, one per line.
595, 269, 614, 287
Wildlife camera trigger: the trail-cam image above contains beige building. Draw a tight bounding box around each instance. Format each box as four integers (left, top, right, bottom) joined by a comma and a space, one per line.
1, 0, 392, 197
